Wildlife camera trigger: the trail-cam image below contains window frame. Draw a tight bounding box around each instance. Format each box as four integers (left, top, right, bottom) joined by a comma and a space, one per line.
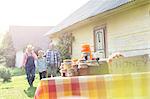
93, 25, 107, 58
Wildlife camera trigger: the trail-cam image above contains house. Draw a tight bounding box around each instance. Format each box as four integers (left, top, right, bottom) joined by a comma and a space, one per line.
45, 0, 150, 59
9, 26, 52, 67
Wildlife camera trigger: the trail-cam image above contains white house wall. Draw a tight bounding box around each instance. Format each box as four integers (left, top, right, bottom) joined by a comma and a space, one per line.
15, 50, 24, 67
71, 3, 150, 59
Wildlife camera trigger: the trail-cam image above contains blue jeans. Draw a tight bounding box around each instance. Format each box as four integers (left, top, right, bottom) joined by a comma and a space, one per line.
25, 66, 35, 86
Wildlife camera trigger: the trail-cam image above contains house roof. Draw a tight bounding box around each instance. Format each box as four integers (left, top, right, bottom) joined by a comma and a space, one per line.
45, 0, 132, 35
9, 26, 53, 51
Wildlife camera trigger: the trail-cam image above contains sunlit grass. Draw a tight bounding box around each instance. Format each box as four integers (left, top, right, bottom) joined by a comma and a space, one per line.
0, 74, 40, 99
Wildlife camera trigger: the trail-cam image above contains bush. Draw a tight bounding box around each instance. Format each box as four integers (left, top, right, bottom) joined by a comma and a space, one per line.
8, 67, 26, 76
9, 67, 39, 76
0, 66, 11, 82
8, 67, 39, 77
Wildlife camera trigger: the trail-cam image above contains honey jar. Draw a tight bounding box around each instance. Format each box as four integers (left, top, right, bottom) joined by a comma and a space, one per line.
63, 59, 72, 70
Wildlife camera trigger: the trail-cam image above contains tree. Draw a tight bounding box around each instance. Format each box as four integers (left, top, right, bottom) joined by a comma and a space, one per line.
0, 32, 16, 67
55, 33, 74, 60
0, 49, 5, 64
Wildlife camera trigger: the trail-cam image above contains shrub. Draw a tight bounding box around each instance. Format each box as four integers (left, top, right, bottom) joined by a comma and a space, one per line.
9, 67, 39, 77
0, 66, 11, 82
8, 67, 26, 76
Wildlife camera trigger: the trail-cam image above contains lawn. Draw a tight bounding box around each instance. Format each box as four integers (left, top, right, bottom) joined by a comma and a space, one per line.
0, 74, 40, 99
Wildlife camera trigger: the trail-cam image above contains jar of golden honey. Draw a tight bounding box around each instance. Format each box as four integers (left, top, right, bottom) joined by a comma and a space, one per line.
63, 59, 72, 70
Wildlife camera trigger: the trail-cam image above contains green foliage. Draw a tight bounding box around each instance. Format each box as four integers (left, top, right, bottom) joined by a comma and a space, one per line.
0, 32, 16, 67
0, 66, 11, 82
8, 67, 26, 76
8, 67, 39, 77
55, 33, 74, 60
0, 49, 6, 64
0, 75, 39, 99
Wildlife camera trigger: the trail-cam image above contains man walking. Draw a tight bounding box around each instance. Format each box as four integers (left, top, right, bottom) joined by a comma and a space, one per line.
46, 42, 61, 77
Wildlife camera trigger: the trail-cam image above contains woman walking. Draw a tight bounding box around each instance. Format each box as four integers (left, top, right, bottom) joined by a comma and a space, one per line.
22, 45, 37, 87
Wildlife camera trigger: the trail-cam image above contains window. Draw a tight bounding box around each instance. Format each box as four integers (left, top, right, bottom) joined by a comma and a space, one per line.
94, 26, 107, 58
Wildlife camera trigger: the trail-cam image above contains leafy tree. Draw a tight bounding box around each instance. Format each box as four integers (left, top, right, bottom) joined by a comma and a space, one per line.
0, 32, 16, 67
0, 49, 5, 64
55, 33, 74, 60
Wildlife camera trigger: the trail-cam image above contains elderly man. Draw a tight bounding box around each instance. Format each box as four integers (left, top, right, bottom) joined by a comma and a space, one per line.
46, 43, 61, 77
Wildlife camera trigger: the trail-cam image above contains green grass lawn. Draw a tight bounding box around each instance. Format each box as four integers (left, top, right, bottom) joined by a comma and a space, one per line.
0, 74, 40, 99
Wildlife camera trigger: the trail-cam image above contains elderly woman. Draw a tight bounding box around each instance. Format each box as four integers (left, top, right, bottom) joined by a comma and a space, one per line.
22, 45, 37, 87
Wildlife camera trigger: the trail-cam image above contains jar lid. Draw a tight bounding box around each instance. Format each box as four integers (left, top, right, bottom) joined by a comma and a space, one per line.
64, 59, 72, 62
78, 65, 88, 68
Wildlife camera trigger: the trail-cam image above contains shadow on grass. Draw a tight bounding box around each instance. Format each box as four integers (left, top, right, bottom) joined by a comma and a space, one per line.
0, 80, 12, 83
24, 86, 37, 98
2, 87, 14, 89
3, 80, 12, 83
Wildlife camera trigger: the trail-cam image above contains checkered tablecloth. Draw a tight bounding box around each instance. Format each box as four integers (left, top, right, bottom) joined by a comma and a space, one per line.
34, 72, 150, 99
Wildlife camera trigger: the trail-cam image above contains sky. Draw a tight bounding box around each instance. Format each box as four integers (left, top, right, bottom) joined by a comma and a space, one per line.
0, 0, 89, 35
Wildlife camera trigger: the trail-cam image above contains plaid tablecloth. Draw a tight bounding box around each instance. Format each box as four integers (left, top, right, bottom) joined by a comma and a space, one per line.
34, 72, 150, 99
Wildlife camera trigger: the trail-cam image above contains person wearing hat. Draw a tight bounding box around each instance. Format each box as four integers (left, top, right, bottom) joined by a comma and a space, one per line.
22, 44, 37, 87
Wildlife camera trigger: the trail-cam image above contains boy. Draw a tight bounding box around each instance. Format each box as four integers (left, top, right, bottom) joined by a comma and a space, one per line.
37, 50, 47, 80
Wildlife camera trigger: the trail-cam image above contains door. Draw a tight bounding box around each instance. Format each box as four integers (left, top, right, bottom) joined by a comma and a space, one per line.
94, 27, 106, 58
